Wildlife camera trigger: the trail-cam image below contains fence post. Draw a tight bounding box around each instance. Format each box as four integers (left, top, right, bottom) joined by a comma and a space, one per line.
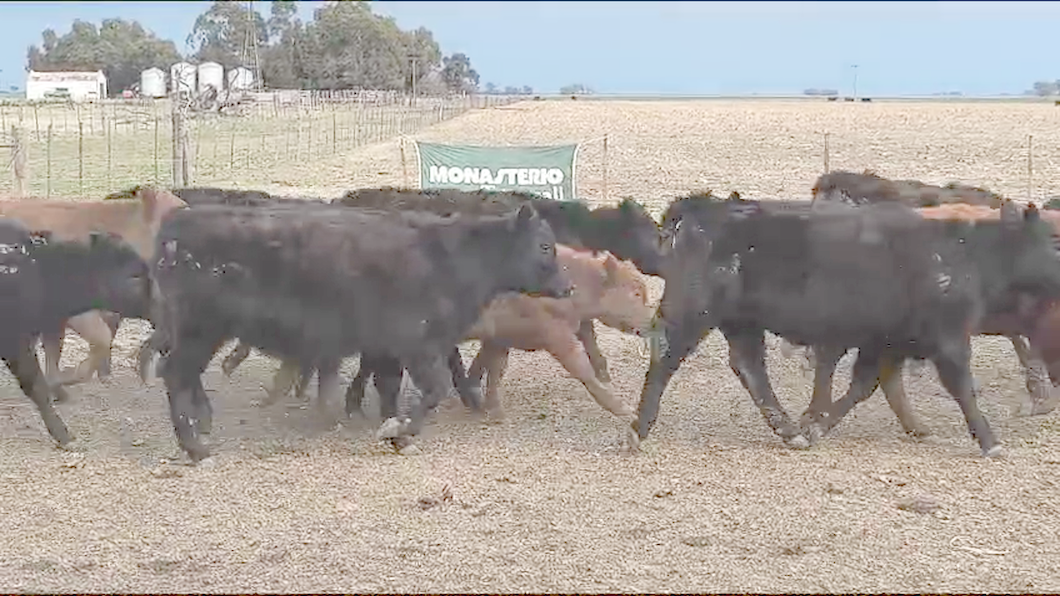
1027, 134, 1034, 204
823, 132, 831, 174
79, 121, 85, 195
46, 124, 53, 198
602, 133, 609, 203
172, 101, 187, 188
8, 126, 28, 197
400, 137, 409, 188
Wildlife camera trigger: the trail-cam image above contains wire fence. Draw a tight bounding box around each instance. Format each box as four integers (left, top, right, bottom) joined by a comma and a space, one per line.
0, 92, 519, 198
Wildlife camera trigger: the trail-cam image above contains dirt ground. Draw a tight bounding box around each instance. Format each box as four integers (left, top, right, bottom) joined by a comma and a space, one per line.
3, 99, 1060, 593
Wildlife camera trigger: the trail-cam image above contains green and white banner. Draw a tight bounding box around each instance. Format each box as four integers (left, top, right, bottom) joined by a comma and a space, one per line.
414, 141, 579, 200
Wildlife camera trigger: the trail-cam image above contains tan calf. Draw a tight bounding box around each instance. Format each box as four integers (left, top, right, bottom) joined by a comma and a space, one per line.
0, 188, 187, 395
464, 245, 654, 421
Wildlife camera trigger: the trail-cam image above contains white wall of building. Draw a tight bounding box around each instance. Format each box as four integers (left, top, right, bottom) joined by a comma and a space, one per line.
25, 71, 107, 101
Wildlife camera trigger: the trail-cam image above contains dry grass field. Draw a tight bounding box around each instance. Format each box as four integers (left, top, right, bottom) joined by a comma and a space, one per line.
3, 99, 1060, 593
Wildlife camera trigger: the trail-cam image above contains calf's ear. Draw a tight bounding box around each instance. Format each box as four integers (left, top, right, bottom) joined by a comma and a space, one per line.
1025, 202, 1041, 223
602, 253, 621, 285
509, 203, 536, 233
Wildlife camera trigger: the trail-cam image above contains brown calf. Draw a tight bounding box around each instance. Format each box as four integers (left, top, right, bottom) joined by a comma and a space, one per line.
0, 187, 187, 397
464, 245, 655, 422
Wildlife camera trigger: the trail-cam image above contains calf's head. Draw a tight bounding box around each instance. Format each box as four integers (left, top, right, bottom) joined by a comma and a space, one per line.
996, 203, 1060, 299
589, 199, 664, 277
501, 204, 573, 299
50, 231, 153, 319
595, 253, 655, 336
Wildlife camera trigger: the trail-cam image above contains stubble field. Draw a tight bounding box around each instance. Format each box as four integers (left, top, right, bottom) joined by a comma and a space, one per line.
2, 99, 1060, 593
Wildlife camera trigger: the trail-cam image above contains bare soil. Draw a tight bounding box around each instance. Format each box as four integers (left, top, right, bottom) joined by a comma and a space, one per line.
2, 99, 1060, 593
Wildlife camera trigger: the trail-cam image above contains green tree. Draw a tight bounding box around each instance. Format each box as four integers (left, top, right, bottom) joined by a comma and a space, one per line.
187, 1, 268, 69
261, 0, 304, 88
26, 18, 181, 96
298, 1, 409, 89
441, 52, 479, 93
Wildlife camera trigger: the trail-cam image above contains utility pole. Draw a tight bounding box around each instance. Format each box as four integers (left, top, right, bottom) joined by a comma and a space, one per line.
407, 53, 420, 106
851, 64, 859, 100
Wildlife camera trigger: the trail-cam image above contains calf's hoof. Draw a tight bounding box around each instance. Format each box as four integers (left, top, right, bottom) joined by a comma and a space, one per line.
982, 444, 1004, 459
784, 433, 811, 450
56, 436, 81, 452
623, 426, 641, 455
376, 417, 410, 440
49, 384, 72, 404
904, 425, 932, 439
1029, 400, 1059, 417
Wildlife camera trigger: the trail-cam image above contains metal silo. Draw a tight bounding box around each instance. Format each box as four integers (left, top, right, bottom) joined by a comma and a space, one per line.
170, 62, 196, 95
227, 67, 254, 92
197, 61, 224, 94
140, 67, 166, 98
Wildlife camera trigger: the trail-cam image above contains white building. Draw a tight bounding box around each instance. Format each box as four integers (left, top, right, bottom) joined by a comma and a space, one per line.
25, 70, 107, 102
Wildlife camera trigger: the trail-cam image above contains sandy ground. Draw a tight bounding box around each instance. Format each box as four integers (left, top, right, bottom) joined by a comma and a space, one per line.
2, 99, 1060, 593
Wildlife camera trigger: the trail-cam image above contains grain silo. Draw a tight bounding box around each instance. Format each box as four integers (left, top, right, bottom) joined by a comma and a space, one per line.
197, 61, 224, 94
227, 67, 254, 92
140, 67, 166, 98
170, 62, 196, 95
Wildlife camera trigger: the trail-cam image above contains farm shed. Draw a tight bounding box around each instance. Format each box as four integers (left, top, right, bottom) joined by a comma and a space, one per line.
25, 70, 107, 102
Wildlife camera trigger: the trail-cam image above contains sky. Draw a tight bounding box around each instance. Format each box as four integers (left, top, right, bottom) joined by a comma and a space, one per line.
1, 1, 1057, 96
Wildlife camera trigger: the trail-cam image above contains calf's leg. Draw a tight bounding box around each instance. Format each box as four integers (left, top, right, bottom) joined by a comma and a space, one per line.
577, 320, 611, 383
549, 331, 632, 418
932, 340, 1000, 457
447, 347, 483, 412
802, 351, 885, 442
1009, 334, 1056, 416
56, 312, 114, 386
316, 357, 342, 413
39, 328, 71, 403
475, 343, 510, 419
259, 360, 302, 406
220, 342, 252, 376
877, 358, 931, 438
162, 335, 224, 463
723, 329, 805, 447
634, 315, 712, 446
97, 311, 123, 379
7, 337, 72, 446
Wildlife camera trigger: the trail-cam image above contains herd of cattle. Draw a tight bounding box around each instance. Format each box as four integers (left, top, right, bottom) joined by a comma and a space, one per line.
2, 170, 1060, 465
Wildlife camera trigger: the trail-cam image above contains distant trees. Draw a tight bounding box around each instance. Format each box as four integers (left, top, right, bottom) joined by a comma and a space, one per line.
26, 18, 182, 95
559, 83, 593, 95
483, 83, 535, 96
25, 0, 484, 95
1027, 80, 1060, 96
802, 88, 838, 97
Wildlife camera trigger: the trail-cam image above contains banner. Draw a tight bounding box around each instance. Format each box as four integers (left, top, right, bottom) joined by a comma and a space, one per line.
415, 141, 579, 200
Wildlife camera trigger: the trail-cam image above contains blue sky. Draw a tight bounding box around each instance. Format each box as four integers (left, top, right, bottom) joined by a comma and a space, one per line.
1, 1, 1057, 96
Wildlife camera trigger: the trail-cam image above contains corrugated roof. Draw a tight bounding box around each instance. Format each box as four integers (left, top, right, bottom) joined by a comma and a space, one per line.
27, 71, 106, 83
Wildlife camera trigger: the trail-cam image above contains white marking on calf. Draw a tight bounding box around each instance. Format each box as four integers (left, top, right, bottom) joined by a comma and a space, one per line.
0, 243, 24, 255
0, 265, 19, 274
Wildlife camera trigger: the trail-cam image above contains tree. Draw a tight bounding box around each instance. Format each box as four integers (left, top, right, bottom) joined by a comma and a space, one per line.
441, 52, 479, 93
297, 1, 409, 90
402, 26, 442, 93
187, 1, 268, 70
521, 85, 533, 95
559, 83, 593, 95
260, 0, 304, 89
484, 82, 497, 94
1028, 80, 1060, 96
26, 18, 182, 96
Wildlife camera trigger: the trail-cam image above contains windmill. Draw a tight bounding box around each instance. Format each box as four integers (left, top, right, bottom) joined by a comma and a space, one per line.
238, 0, 263, 92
